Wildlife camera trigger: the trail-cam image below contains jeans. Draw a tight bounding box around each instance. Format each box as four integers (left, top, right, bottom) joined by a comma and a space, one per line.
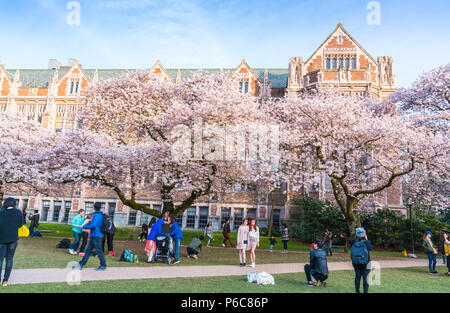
174, 238, 182, 261
354, 264, 370, 293
70, 231, 82, 251
79, 232, 88, 253
282, 240, 288, 250
304, 264, 328, 283
426, 252, 437, 273
28, 222, 36, 237
270, 244, 274, 251
325, 244, 332, 256
79, 237, 106, 268
102, 233, 114, 253
0, 240, 19, 282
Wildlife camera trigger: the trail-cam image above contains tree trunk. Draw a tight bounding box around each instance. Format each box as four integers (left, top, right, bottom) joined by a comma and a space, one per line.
345, 197, 361, 238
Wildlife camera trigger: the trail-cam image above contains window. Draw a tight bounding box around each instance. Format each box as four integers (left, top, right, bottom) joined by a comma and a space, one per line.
198, 207, 209, 229
15, 199, 20, 208
153, 204, 162, 213
85, 202, 94, 214
338, 58, 343, 69
42, 201, 50, 221
221, 208, 231, 229
332, 58, 337, 69
239, 80, 249, 94
69, 79, 80, 95
246, 208, 257, 220
63, 201, 72, 223
272, 209, 281, 229
233, 209, 243, 230
22, 199, 28, 211
351, 58, 356, 69
55, 117, 63, 132
140, 211, 151, 225
175, 213, 183, 225
345, 58, 350, 69
326, 58, 331, 69
186, 207, 196, 228
108, 203, 116, 221
128, 210, 137, 226
52, 201, 62, 222
325, 177, 332, 190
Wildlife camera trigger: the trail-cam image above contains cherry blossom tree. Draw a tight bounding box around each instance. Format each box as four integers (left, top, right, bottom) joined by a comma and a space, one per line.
53, 71, 277, 218
264, 88, 448, 236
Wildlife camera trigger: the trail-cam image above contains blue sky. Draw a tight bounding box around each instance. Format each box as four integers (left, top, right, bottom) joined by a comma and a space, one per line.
0, 0, 449, 87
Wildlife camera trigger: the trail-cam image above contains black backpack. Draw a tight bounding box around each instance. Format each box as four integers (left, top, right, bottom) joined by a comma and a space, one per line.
100, 214, 116, 234
57, 238, 71, 249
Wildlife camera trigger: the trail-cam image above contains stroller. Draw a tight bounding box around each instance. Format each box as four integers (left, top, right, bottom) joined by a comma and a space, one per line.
153, 224, 174, 264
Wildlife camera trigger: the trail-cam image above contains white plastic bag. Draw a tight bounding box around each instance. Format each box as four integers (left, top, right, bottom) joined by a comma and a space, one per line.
247, 272, 275, 285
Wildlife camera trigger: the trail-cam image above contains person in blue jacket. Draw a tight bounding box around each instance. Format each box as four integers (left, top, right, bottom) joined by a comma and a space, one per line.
170, 219, 183, 264
145, 215, 166, 262
78, 202, 107, 271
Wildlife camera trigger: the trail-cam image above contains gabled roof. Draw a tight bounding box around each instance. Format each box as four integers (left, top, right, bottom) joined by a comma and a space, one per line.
306, 23, 378, 65
234, 59, 261, 82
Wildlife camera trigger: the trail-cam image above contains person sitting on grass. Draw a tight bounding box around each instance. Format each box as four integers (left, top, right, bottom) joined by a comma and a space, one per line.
269, 235, 277, 253
187, 235, 204, 260
304, 239, 328, 287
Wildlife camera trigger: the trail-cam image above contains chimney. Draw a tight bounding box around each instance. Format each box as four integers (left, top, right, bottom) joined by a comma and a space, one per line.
48, 59, 62, 70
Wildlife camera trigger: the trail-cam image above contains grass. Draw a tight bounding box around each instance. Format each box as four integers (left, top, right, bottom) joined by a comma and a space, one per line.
0, 266, 448, 293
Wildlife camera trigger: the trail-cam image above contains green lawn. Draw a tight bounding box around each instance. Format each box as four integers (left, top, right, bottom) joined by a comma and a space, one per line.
1, 267, 448, 293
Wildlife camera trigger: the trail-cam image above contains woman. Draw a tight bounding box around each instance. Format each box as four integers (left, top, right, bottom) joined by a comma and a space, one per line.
247, 218, 260, 268
423, 231, 438, 274
78, 213, 92, 256
0, 198, 24, 286
236, 219, 249, 266
281, 223, 289, 253
443, 232, 450, 276
350, 228, 373, 293
204, 222, 214, 247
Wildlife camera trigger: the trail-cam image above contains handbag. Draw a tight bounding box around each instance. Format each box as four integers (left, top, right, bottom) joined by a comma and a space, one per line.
18, 225, 30, 238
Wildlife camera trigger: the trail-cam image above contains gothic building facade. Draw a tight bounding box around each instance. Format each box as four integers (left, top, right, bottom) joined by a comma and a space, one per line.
0, 24, 402, 230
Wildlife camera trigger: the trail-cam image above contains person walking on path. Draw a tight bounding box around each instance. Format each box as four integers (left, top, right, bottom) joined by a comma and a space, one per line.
78, 213, 92, 256
423, 231, 438, 275
237, 219, 249, 267
247, 218, 260, 268
269, 235, 277, 252
222, 219, 234, 248
78, 203, 107, 271
0, 198, 24, 286
187, 235, 204, 260
69, 209, 85, 255
304, 239, 328, 287
27, 210, 40, 237
350, 227, 373, 293
439, 230, 446, 264
170, 219, 183, 264
281, 224, 289, 253
204, 222, 214, 247
323, 229, 333, 256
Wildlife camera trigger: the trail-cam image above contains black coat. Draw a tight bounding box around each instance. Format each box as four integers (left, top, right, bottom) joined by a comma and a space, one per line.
309, 249, 328, 275
0, 208, 24, 244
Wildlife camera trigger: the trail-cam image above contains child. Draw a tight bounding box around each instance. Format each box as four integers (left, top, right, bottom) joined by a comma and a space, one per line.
269, 235, 277, 252
204, 222, 214, 247
78, 213, 92, 257
139, 223, 149, 242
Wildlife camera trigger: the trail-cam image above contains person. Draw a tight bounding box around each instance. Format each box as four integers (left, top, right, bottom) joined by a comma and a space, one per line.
0, 198, 24, 286
187, 235, 204, 260
222, 219, 233, 248
204, 222, 214, 247
323, 229, 333, 256
439, 230, 446, 264
350, 227, 373, 293
69, 209, 85, 255
102, 215, 117, 257
21, 208, 27, 225
139, 223, 149, 242
78, 202, 107, 271
443, 232, 450, 276
247, 218, 260, 268
170, 218, 183, 264
269, 235, 277, 252
145, 216, 165, 263
78, 213, 92, 256
237, 219, 249, 266
281, 224, 289, 253
304, 240, 328, 287
423, 231, 438, 275
336, 233, 346, 246
28, 209, 40, 237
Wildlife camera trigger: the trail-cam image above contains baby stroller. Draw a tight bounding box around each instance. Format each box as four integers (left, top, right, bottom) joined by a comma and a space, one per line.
153, 233, 174, 264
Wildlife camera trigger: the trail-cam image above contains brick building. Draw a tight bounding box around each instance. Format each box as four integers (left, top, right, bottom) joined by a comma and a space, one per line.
0, 24, 403, 230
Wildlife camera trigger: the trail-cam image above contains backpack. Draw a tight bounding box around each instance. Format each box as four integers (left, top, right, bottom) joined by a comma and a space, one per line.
119, 248, 139, 263
57, 238, 72, 249
351, 240, 369, 265
33, 231, 42, 237
100, 214, 116, 234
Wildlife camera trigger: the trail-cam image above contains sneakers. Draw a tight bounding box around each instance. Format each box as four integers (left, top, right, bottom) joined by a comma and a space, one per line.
249, 263, 255, 268
69, 249, 77, 255
95, 266, 107, 271
111, 251, 115, 256
173, 260, 180, 265
222, 243, 226, 247
270, 250, 273, 253
1, 282, 7, 287
192, 255, 198, 260
105, 252, 113, 257
322, 281, 327, 287
305, 282, 314, 287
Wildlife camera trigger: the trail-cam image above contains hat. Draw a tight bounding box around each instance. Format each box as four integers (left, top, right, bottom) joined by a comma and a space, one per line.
93, 202, 102, 211
425, 231, 433, 236
355, 227, 366, 238
1, 197, 16, 209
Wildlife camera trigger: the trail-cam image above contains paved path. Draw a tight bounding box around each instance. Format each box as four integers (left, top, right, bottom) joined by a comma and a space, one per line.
8, 259, 429, 285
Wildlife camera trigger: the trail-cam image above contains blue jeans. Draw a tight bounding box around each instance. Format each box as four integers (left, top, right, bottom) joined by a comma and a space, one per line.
426, 252, 437, 273
0, 240, 19, 282
270, 244, 274, 251
174, 238, 182, 261
79, 237, 106, 268
70, 231, 81, 251
354, 264, 370, 293
325, 244, 332, 256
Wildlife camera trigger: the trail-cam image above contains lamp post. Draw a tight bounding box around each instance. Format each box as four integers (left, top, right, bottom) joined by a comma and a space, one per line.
407, 197, 417, 258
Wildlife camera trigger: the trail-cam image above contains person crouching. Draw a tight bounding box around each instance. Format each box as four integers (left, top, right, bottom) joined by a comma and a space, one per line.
304, 240, 328, 287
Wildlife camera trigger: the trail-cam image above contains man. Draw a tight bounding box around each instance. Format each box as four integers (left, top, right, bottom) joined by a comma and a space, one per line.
69, 209, 85, 255
351, 228, 373, 293
222, 219, 234, 248
187, 235, 204, 260
78, 203, 106, 271
28, 209, 40, 237
304, 240, 328, 287
439, 230, 446, 264
170, 218, 183, 265
323, 229, 332, 256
